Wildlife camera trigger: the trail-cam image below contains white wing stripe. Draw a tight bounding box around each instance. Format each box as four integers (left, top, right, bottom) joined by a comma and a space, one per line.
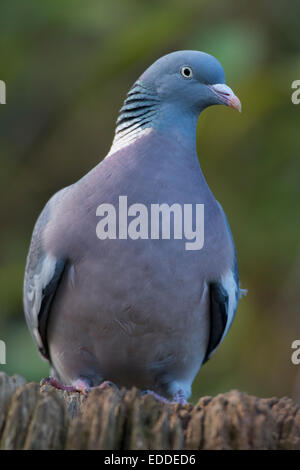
27, 254, 57, 318
220, 269, 238, 342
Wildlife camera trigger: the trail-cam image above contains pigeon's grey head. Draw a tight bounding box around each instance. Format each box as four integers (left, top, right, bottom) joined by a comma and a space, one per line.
138, 50, 241, 113
111, 50, 241, 152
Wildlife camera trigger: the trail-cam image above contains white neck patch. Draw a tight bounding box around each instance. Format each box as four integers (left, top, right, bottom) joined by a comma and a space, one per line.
106, 126, 153, 159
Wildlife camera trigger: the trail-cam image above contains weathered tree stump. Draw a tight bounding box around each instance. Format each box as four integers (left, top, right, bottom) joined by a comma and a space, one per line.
0, 372, 299, 450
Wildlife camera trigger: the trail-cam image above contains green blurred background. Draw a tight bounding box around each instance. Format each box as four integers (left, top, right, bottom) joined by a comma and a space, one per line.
1, 0, 300, 403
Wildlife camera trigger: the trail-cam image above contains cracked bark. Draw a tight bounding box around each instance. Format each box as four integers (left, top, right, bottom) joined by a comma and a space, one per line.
0, 372, 299, 450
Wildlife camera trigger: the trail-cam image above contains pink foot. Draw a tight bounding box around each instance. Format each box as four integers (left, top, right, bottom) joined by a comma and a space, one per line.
142, 390, 170, 404
142, 389, 188, 405
40, 377, 90, 395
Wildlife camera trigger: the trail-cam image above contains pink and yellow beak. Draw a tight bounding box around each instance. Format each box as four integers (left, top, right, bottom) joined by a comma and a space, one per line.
208, 83, 242, 112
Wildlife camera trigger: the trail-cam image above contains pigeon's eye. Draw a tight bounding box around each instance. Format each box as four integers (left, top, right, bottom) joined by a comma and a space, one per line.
180, 66, 193, 79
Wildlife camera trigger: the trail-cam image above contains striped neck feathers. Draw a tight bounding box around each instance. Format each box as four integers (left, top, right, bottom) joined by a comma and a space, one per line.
107, 81, 161, 156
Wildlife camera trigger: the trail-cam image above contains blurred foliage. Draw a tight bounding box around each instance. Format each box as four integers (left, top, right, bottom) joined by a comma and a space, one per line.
0, 0, 300, 402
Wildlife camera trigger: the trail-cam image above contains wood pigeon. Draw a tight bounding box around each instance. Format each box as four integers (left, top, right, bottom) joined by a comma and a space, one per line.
23, 50, 244, 403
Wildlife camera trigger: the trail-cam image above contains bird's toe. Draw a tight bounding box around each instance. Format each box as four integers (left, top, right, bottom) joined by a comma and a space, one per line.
141, 390, 171, 404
